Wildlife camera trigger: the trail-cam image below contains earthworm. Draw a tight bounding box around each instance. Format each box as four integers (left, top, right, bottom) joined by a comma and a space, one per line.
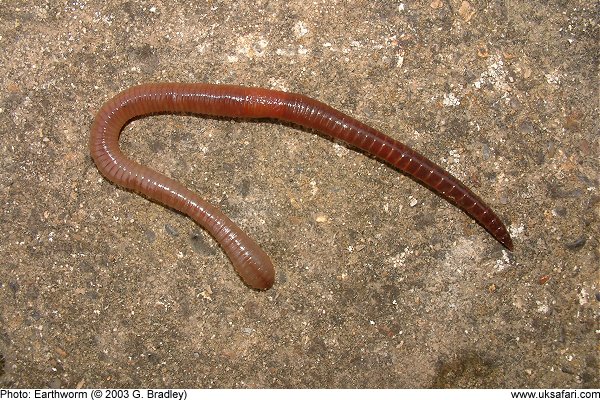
90, 83, 513, 290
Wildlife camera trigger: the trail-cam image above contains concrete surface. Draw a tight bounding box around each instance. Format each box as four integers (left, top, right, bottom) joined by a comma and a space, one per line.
1, 0, 598, 388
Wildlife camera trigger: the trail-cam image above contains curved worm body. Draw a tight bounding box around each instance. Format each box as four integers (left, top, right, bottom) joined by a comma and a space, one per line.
90, 83, 513, 290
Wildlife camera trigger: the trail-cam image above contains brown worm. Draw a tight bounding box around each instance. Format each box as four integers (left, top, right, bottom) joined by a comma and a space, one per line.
90, 83, 513, 290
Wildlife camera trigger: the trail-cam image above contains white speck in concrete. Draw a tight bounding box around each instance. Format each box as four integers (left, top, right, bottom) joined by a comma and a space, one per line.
494, 249, 512, 272
577, 287, 589, 305
443, 92, 461, 107
294, 21, 308, 38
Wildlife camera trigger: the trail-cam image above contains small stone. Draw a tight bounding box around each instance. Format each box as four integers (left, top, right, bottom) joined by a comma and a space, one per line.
565, 236, 586, 251
54, 346, 68, 358
458, 1, 476, 22
165, 224, 179, 236
315, 213, 328, 223
430, 0, 443, 9
49, 377, 62, 389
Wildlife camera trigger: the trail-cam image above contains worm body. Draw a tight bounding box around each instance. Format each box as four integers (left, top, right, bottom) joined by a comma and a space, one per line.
90, 83, 513, 290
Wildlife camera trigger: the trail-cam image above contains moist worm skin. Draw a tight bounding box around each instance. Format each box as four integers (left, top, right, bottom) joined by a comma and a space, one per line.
90, 83, 513, 290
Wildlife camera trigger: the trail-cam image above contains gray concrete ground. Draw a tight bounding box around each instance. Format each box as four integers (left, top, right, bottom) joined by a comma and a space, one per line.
0, 0, 598, 388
